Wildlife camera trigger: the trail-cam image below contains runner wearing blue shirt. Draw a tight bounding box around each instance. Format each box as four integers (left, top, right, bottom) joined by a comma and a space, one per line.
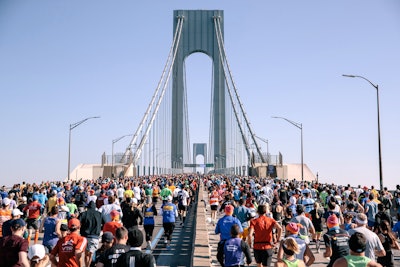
160, 195, 177, 249
224, 224, 252, 267
215, 204, 243, 267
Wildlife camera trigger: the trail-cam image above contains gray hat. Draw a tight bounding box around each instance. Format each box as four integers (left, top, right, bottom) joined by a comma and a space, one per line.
102, 231, 114, 243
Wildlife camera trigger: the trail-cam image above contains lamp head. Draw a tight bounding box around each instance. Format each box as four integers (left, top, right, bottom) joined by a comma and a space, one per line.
342, 74, 356, 78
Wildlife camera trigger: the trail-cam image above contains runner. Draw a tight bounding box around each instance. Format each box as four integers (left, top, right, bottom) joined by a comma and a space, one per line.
174, 185, 188, 226
23, 194, 42, 245
143, 196, 157, 249
50, 218, 88, 267
247, 204, 282, 267
160, 195, 178, 249
215, 204, 243, 267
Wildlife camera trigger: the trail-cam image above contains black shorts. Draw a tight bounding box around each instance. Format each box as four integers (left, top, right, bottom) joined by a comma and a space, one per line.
210, 205, 218, 211
178, 204, 187, 211
254, 248, 273, 266
26, 218, 40, 230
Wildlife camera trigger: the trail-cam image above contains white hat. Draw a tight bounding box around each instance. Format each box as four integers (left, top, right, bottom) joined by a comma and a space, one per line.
2, 197, 11, 206
22, 196, 27, 202
12, 208, 24, 217
167, 195, 173, 201
28, 244, 46, 261
131, 198, 138, 204
60, 205, 70, 212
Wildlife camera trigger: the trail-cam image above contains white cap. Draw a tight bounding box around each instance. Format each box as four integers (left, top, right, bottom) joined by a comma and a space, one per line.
12, 208, 24, 216
60, 205, 70, 212
22, 196, 27, 202
28, 244, 46, 261
167, 195, 173, 201
2, 197, 11, 206
131, 198, 138, 204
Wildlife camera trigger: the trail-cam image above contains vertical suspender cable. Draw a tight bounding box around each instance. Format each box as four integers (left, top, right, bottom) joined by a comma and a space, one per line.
213, 16, 252, 163
122, 17, 184, 162
132, 16, 184, 165
215, 17, 266, 163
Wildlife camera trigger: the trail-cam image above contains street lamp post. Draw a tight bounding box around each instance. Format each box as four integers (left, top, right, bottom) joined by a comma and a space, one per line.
112, 134, 133, 178
342, 74, 383, 190
272, 116, 303, 182
68, 116, 100, 181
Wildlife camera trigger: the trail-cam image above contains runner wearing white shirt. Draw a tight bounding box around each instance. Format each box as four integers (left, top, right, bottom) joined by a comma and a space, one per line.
133, 183, 141, 204
177, 186, 190, 226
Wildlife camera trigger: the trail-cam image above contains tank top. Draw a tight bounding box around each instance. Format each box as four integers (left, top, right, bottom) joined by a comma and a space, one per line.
283, 258, 300, 267
143, 206, 155, 225
43, 217, 59, 247
344, 255, 371, 267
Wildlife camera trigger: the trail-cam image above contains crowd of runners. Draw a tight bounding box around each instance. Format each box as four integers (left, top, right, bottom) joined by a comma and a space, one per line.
207, 176, 400, 267
0, 174, 399, 267
0, 175, 198, 267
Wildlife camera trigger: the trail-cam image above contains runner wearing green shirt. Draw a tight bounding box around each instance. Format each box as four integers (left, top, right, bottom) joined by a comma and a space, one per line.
160, 186, 172, 202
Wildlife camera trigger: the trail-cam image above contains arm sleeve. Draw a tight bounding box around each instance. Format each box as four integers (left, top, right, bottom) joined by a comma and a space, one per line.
241, 240, 252, 264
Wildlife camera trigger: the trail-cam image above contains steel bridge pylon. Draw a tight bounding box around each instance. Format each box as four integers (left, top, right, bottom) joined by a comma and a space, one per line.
171, 10, 226, 170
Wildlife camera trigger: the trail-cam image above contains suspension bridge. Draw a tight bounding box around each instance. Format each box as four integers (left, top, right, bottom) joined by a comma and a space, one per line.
68, 10, 316, 182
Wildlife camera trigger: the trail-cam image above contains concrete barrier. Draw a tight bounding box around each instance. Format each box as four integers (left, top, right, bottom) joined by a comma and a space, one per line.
192, 183, 212, 267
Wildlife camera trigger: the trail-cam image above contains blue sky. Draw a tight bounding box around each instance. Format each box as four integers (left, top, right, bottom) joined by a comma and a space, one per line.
1, 1, 399, 189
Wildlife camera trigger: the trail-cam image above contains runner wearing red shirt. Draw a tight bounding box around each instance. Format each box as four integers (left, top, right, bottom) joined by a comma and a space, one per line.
23, 194, 42, 245
248, 204, 282, 267
50, 218, 87, 267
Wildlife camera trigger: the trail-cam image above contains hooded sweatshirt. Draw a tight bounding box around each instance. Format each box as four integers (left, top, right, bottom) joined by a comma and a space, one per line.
79, 201, 102, 238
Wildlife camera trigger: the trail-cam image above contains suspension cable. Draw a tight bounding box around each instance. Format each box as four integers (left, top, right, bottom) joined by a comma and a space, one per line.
213, 16, 252, 163
132, 16, 185, 165
122, 16, 185, 162
215, 17, 266, 163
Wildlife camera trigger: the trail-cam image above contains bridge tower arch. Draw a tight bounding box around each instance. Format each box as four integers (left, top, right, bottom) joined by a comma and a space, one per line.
171, 10, 226, 170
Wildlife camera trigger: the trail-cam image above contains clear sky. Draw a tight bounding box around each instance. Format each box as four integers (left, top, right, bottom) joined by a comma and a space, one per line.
1, 1, 399, 189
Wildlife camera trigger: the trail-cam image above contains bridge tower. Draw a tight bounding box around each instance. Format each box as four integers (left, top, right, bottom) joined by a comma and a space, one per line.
171, 10, 226, 170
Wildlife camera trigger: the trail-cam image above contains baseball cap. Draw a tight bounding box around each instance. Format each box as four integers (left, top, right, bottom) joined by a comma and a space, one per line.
12, 208, 24, 217
110, 210, 120, 218
28, 244, 46, 261
128, 229, 144, 247
167, 195, 172, 201
11, 218, 26, 228
102, 231, 114, 243
286, 222, 301, 234
22, 196, 27, 202
224, 204, 234, 215
2, 197, 11, 206
68, 218, 81, 229
327, 214, 339, 226
132, 198, 138, 204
